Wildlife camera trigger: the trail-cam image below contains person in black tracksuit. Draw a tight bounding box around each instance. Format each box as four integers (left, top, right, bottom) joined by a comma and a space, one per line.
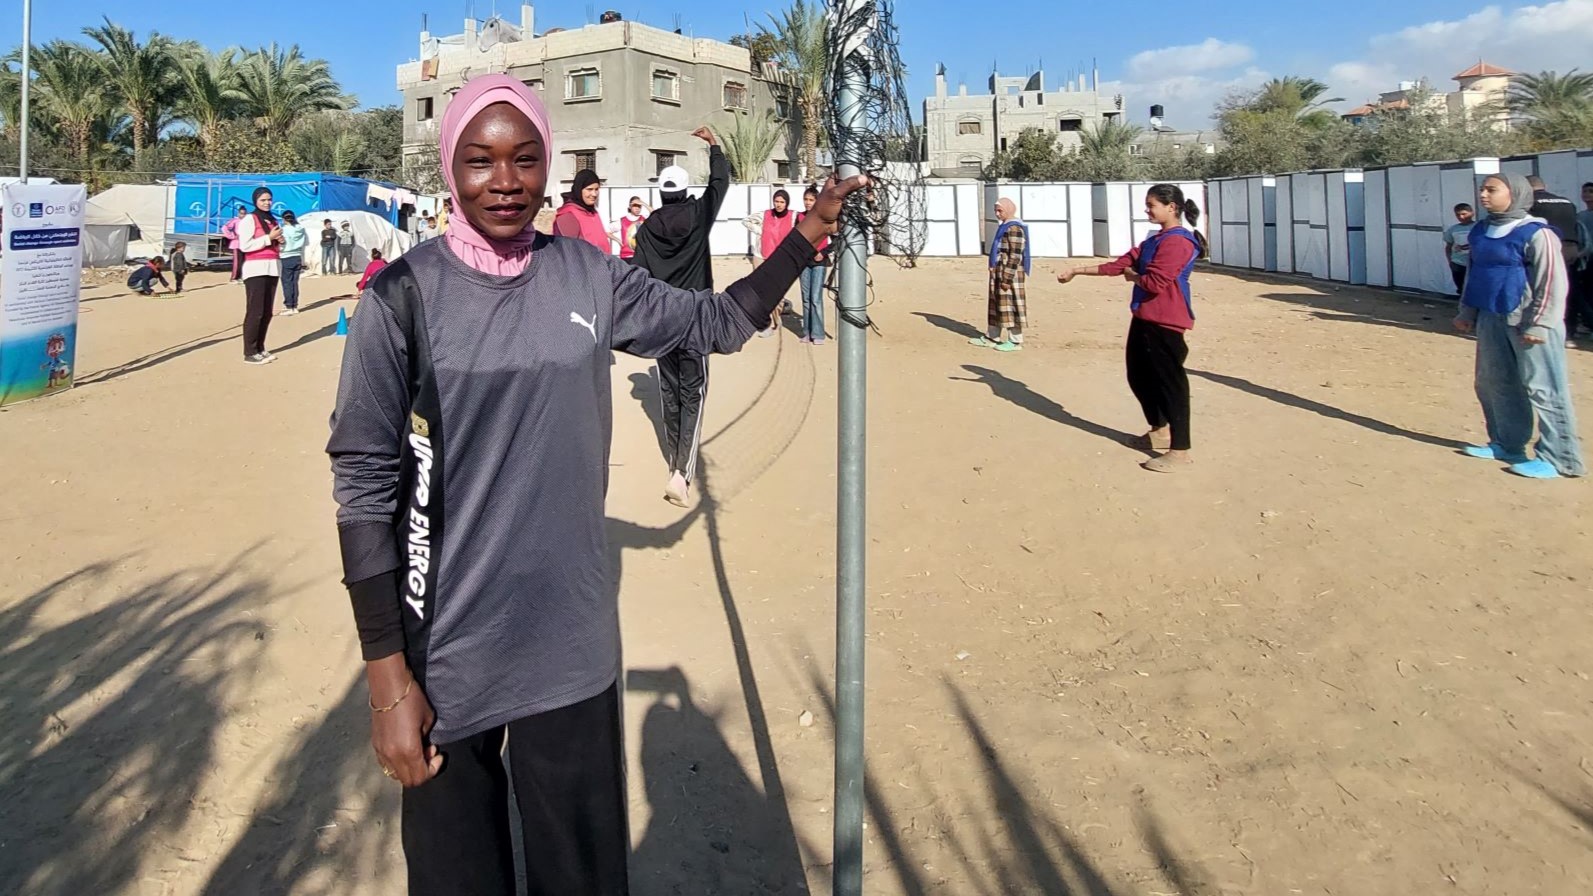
630, 125, 729, 507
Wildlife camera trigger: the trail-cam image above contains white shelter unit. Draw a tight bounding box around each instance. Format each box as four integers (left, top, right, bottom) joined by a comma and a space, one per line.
1277, 170, 1365, 283
1207, 175, 1277, 271
1091, 181, 1206, 259
1364, 157, 1499, 294
981, 182, 1093, 258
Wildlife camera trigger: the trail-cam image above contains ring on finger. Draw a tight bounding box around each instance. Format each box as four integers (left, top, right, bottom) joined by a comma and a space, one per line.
381, 767, 396, 779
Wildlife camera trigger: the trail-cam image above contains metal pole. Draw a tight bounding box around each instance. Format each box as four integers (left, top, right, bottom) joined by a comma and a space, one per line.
832, 2, 872, 893
18, 0, 30, 181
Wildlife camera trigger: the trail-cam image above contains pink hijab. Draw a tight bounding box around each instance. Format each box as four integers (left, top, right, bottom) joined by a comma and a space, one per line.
439, 74, 554, 276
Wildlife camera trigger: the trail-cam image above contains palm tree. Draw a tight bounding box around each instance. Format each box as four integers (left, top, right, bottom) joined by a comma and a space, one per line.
762, 0, 826, 180
1078, 118, 1144, 180
234, 43, 350, 140
1251, 76, 1343, 128
0, 50, 23, 142
1507, 69, 1593, 117
30, 41, 109, 165
174, 44, 244, 152
82, 18, 178, 163
718, 110, 785, 182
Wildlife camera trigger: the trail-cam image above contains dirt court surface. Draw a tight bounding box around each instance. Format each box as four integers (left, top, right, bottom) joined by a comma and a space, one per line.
4, 256, 1593, 896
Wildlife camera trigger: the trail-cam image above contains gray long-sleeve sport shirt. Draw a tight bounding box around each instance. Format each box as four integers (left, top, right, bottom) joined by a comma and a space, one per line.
328, 232, 808, 743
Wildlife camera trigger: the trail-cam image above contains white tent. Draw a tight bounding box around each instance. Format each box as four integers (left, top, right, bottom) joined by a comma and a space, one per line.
301, 210, 415, 272
89, 183, 174, 258
81, 198, 135, 268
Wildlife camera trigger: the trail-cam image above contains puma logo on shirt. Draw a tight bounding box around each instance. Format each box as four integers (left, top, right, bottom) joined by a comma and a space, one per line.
570, 311, 598, 343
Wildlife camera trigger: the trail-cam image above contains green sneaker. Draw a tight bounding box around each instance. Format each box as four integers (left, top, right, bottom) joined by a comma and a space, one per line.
968, 336, 998, 348
994, 341, 1022, 352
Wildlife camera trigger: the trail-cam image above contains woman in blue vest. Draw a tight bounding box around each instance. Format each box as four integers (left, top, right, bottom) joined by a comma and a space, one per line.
1454, 172, 1583, 479
1057, 184, 1205, 473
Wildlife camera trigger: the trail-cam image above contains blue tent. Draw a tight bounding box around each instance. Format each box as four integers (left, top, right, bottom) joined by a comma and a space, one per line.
171, 172, 405, 237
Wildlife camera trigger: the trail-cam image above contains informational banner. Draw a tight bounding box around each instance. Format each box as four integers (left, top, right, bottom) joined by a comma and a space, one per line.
0, 182, 86, 407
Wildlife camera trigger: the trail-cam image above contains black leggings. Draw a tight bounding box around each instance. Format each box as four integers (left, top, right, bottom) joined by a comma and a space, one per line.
1125, 317, 1191, 450
242, 275, 278, 357
401, 684, 629, 896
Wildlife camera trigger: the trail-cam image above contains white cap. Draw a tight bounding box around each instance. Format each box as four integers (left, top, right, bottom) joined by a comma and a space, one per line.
658, 166, 690, 193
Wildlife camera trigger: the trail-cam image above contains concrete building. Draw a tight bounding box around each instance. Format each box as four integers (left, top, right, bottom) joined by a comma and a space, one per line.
1342, 61, 1515, 130
923, 65, 1125, 176
397, 5, 801, 190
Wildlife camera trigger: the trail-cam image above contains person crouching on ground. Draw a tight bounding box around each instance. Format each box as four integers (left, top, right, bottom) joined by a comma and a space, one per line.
1453, 173, 1584, 479
1057, 184, 1205, 473
356, 248, 387, 291
128, 256, 171, 296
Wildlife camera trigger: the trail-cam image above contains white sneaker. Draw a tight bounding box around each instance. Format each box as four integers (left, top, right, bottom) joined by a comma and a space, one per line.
280, 307, 299, 316
663, 472, 690, 507
260, 350, 278, 363
244, 353, 271, 365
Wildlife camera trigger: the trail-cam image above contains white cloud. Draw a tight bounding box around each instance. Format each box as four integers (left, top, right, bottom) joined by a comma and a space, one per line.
1126, 39, 1256, 82
1103, 67, 1272, 130
1327, 0, 1593, 106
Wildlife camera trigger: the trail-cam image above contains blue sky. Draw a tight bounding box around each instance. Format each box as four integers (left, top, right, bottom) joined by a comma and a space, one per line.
23, 0, 1593, 126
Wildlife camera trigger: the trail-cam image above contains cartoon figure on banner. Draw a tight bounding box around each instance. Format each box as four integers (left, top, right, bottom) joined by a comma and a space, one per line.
41, 332, 71, 390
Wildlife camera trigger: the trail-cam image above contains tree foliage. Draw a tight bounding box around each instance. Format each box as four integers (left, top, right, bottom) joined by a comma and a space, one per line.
761, 0, 827, 180
1, 22, 390, 188
718, 110, 785, 182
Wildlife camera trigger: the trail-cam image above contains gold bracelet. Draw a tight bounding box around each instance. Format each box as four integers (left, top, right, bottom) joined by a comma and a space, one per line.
369, 675, 413, 713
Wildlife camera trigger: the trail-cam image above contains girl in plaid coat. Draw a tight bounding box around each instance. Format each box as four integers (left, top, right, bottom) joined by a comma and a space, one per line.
972, 197, 1029, 352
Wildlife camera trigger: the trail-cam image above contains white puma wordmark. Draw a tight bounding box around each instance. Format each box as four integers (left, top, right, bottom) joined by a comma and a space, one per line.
569, 311, 598, 343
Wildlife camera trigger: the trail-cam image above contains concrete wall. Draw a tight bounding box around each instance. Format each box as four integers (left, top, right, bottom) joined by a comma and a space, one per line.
399, 19, 799, 188
923, 71, 1121, 173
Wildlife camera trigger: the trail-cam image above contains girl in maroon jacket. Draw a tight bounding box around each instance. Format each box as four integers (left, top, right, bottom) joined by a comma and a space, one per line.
1057, 184, 1205, 473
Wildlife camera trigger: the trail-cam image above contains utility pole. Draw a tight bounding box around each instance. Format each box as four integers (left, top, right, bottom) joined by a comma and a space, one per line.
831, 2, 874, 893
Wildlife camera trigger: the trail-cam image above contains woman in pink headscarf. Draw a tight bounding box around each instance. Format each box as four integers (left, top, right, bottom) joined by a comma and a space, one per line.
327, 73, 867, 894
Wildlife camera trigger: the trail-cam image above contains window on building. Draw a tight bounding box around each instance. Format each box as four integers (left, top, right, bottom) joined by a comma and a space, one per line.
651, 69, 680, 102
525, 78, 545, 91
653, 151, 677, 175
416, 97, 434, 121
957, 119, 982, 136
776, 96, 792, 120
1058, 117, 1083, 132
1128, 144, 1143, 156
775, 160, 793, 180
959, 156, 983, 169
1000, 137, 1008, 151
723, 80, 749, 110
571, 149, 597, 173
1172, 143, 1182, 150
566, 68, 601, 101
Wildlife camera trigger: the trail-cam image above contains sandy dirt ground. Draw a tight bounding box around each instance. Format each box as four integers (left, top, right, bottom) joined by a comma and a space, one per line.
3, 255, 1593, 896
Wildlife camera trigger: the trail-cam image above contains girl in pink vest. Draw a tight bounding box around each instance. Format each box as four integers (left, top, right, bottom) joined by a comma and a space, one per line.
235, 187, 284, 365
554, 169, 613, 253
222, 206, 246, 281
757, 189, 795, 335
615, 196, 649, 260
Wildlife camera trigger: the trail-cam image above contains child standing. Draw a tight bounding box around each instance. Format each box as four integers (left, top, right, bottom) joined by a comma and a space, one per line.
1057, 184, 1205, 473
1453, 172, 1583, 479
169, 242, 190, 294
127, 256, 171, 296
1443, 203, 1476, 295
336, 222, 357, 274
279, 210, 308, 315
796, 186, 831, 344
319, 219, 338, 275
